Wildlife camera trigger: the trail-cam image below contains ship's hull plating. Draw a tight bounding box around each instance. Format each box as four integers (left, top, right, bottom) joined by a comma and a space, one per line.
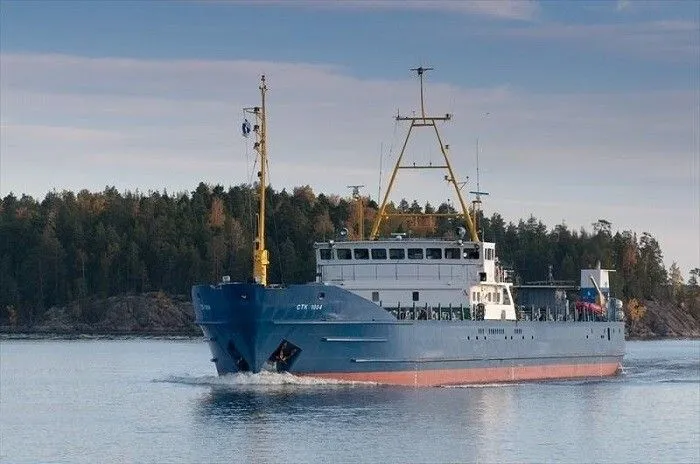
192, 282, 624, 387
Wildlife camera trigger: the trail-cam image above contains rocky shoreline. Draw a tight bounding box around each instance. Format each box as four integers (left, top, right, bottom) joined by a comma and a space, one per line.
1, 292, 698, 340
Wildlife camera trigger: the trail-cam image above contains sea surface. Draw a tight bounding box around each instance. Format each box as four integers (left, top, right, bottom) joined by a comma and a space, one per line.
1, 338, 698, 464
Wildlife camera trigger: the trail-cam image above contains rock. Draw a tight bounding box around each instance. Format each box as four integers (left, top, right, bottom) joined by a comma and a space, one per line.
1, 292, 200, 336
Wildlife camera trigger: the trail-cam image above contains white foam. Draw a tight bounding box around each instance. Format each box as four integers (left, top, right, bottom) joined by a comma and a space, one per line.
155, 371, 378, 388
442, 382, 521, 388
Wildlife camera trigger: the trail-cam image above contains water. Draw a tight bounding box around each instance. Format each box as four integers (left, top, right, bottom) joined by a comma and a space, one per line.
1, 338, 698, 464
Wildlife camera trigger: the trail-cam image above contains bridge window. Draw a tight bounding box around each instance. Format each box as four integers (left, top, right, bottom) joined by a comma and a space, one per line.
485, 248, 494, 260
502, 289, 511, 305
426, 248, 442, 259
372, 291, 379, 302
407, 248, 423, 259
336, 248, 352, 260
354, 248, 369, 260
444, 248, 460, 259
464, 247, 479, 259
412, 291, 419, 301
319, 249, 332, 260
371, 248, 387, 260
389, 248, 405, 260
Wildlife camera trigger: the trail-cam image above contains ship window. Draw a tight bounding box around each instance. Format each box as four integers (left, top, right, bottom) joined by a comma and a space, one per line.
336, 248, 352, 260
426, 248, 442, 259
407, 248, 423, 259
371, 248, 387, 260
485, 248, 494, 260
464, 247, 480, 259
496, 292, 501, 303
372, 291, 379, 302
354, 248, 369, 260
412, 291, 419, 301
479, 272, 487, 282
389, 248, 405, 260
503, 289, 511, 305
444, 248, 460, 259
319, 249, 332, 260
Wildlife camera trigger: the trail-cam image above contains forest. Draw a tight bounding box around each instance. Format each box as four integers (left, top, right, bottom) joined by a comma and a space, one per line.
1, 182, 698, 328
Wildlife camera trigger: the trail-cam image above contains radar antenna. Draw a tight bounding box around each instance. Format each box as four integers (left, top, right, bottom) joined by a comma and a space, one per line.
410, 66, 434, 120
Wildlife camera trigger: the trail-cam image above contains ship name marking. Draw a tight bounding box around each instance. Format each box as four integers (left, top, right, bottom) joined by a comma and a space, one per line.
296, 304, 323, 310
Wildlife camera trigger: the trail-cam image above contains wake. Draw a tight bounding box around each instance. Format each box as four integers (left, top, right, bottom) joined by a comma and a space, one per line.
154, 371, 378, 388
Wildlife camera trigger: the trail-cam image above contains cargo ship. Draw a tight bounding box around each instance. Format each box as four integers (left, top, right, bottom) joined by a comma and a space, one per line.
192, 70, 625, 386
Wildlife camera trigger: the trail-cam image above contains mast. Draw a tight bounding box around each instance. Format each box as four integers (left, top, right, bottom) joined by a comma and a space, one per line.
469, 136, 489, 240
245, 75, 269, 286
347, 185, 365, 240
369, 67, 479, 242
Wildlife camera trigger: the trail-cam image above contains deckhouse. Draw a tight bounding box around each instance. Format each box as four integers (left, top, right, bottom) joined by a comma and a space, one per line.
315, 237, 516, 320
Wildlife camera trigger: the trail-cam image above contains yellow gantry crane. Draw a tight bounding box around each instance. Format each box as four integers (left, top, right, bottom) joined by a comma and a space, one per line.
244, 75, 270, 286
369, 67, 480, 242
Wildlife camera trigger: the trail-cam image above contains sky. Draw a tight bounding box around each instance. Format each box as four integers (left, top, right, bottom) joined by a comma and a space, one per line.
0, 0, 698, 276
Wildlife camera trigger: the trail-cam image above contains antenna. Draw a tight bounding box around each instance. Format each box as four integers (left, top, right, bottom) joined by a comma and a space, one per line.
347, 185, 365, 240
410, 66, 434, 120
377, 142, 383, 206
469, 113, 491, 240
469, 136, 489, 240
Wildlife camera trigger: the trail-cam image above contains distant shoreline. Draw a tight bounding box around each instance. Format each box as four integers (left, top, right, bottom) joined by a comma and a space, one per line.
0, 331, 201, 341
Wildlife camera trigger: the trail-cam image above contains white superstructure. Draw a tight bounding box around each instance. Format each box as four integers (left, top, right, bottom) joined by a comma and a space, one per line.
314, 238, 516, 320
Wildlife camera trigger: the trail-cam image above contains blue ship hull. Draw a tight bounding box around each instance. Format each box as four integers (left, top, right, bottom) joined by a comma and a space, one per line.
192, 282, 625, 386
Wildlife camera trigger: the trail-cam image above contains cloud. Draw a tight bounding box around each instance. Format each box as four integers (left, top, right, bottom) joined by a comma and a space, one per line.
229, 0, 540, 21
344, 0, 540, 21
616, 0, 631, 11
495, 19, 699, 60
0, 53, 697, 272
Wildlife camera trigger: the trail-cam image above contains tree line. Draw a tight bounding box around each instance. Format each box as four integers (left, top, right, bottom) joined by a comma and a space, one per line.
1, 183, 698, 325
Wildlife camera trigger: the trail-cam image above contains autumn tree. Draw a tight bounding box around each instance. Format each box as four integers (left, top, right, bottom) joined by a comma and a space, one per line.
626, 298, 647, 332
